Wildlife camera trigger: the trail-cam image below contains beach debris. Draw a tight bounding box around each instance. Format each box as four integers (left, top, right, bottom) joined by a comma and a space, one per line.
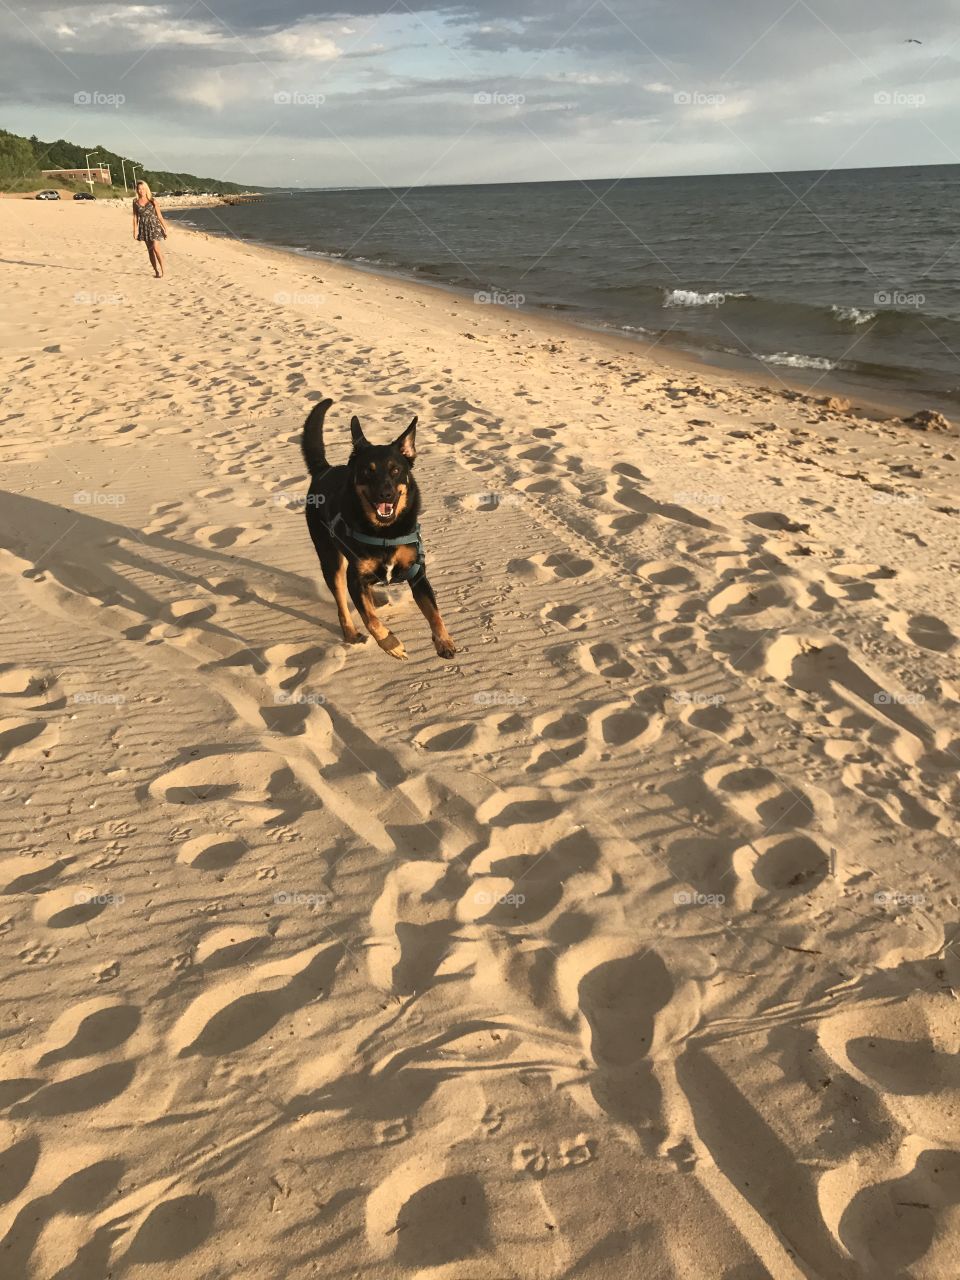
905, 409, 951, 432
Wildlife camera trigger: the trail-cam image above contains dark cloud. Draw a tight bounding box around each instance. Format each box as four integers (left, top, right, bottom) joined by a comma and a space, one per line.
1, 0, 956, 185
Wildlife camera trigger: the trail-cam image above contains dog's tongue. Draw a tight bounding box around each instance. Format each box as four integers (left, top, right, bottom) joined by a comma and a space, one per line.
376, 502, 394, 519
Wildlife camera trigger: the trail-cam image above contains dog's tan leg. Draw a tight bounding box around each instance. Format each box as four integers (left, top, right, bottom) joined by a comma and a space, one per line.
322, 555, 364, 644
348, 572, 406, 659
412, 575, 456, 659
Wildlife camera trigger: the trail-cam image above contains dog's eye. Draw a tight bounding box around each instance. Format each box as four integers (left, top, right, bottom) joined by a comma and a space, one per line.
389, 466, 400, 477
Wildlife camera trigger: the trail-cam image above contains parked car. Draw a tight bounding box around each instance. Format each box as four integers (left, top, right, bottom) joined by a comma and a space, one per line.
73, 191, 95, 201
35, 189, 60, 200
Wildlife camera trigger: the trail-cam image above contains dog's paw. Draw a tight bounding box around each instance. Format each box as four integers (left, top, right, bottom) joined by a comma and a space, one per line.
378, 632, 407, 660
434, 636, 457, 659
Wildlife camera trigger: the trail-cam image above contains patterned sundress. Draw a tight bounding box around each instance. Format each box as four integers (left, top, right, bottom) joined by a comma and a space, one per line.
134, 199, 166, 242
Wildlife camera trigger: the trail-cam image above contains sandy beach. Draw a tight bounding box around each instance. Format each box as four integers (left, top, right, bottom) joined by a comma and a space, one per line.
2, 198, 959, 1279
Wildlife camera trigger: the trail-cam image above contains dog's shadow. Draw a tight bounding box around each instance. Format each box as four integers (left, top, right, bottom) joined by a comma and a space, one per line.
0, 489, 338, 655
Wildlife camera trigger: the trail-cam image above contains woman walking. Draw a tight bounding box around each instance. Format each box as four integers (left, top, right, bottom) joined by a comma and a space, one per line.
132, 180, 168, 277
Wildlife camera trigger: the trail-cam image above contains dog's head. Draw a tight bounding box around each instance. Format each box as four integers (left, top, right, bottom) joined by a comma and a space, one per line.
348, 415, 417, 526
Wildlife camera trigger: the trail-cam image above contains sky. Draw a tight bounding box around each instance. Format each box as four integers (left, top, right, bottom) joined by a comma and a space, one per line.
1, 0, 958, 188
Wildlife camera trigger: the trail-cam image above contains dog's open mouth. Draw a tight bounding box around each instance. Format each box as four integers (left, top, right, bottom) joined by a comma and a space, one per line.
375, 502, 395, 521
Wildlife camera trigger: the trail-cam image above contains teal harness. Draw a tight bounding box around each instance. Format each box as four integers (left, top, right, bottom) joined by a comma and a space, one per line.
328, 511, 425, 584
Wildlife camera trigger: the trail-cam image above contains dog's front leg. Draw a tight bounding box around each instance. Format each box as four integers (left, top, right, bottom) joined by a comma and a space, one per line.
347, 566, 407, 660
411, 575, 456, 659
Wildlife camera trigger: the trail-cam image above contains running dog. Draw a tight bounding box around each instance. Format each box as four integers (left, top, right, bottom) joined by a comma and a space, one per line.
301, 398, 456, 661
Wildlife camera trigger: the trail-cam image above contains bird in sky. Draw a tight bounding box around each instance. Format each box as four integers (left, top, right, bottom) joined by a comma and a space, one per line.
905, 38, 923, 44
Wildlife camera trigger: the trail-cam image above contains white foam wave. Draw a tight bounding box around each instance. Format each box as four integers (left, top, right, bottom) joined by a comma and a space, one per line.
663, 288, 747, 307
831, 305, 876, 325
762, 352, 837, 371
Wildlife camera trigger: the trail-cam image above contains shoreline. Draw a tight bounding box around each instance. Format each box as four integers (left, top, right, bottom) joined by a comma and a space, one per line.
165, 210, 956, 424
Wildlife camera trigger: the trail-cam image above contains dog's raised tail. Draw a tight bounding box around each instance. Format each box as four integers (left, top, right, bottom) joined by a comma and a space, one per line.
301, 398, 334, 476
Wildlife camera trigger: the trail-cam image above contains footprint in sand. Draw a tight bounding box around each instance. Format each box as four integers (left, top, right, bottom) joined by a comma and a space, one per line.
414, 721, 479, 752
588, 701, 662, 749
177, 834, 248, 870
164, 598, 217, 626
576, 948, 675, 1127
148, 749, 308, 822
677, 699, 748, 743
0, 666, 61, 709
541, 602, 595, 631
168, 941, 343, 1056
899, 612, 956, 653
122, 1192, 217, 1266
9, 1059, 137, 1117
704, 764, 820, 833
0, 717, 58, 764
0, 854, 74, 895
577, 641, 636, 680
636, 560, 698, 588
32, 886, 116, 929
194, 924, 271, 969
143, 500, 189, 536
706, 577, 792, 618
507, 551, 594, 582
729, 833, 832, 910
367, 1162, 490, 1268
193, 524, 267, 549
35, 997, 140, 1066
837, 1148, 960, 1277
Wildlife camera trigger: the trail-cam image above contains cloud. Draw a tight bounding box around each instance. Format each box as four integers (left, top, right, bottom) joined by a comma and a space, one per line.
1, 0, 958, 186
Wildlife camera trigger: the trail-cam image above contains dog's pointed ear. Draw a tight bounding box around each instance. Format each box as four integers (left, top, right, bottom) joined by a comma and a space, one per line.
393, 416, 417, 463
350, 415, 370, 451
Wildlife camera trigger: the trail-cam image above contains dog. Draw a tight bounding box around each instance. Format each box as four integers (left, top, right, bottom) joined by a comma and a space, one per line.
301, 398, 456, 661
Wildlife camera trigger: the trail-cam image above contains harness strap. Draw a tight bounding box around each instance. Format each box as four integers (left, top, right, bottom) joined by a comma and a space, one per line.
329, 512, 425, 583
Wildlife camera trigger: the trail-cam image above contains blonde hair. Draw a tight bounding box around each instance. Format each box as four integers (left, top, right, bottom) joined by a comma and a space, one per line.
135, 179, 153, 201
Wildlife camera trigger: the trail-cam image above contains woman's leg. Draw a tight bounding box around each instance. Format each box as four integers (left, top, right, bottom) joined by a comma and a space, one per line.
152, 242, 165, 278
145, 241, 158, 275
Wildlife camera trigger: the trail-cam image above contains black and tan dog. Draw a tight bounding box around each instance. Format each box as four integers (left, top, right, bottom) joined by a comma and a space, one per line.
301, 398, 456, 660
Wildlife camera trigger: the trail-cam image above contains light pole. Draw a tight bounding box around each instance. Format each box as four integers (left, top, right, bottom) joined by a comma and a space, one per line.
130, 163, 140, 191
84, 153, 101, 193
120, 158, 130, 192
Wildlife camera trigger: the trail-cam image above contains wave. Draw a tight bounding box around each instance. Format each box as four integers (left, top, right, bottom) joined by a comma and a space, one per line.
761, 351, 837, 371
830, 304, 876, 325
663, 288, 749, 307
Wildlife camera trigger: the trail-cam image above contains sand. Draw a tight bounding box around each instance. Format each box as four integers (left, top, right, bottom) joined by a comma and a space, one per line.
1, 198, 959, 1280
